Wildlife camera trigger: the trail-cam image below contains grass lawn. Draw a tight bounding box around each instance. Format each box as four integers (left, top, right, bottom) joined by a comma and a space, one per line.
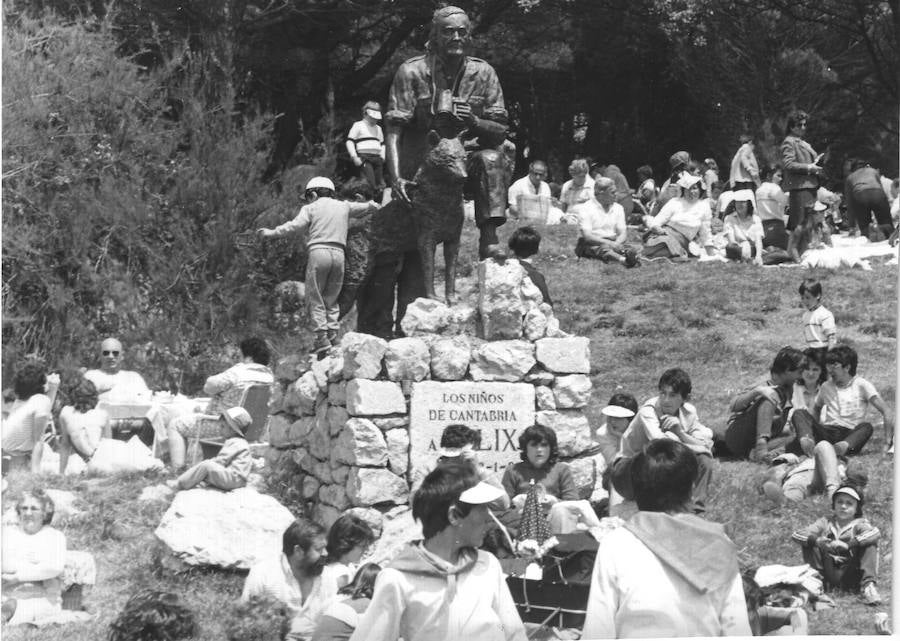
3, 217, 896, 639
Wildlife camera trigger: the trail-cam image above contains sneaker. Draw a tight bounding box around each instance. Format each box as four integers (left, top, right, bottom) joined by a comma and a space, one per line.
834, 441, 850, 456
800, 437, 816, 457
762, 480, 785, 505
862, 583, 882, 606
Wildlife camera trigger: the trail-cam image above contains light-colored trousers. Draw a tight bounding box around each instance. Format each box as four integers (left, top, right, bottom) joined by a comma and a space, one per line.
307, 245, 345, 333
177, 460, 246, 491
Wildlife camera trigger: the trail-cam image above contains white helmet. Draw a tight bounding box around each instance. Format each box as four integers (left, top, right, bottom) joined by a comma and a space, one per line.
306, 176, 335, 191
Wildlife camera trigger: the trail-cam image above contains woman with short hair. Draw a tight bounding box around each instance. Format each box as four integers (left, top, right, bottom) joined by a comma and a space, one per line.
642, 173, 716, 260
559, 158, 595, 212
1, 490, 67, 626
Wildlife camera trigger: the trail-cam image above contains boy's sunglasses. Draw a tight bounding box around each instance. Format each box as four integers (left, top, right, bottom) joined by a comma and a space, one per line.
102, 350, 120, 356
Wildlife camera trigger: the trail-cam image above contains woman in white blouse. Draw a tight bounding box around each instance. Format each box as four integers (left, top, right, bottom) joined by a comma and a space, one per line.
642, 173, 716, 260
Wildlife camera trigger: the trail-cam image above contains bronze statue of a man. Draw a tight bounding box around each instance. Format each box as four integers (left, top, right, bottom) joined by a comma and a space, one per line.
356, 6, 511, 338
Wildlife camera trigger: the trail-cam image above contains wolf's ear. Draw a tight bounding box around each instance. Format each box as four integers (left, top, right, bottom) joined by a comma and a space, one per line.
426, 129, 441, 147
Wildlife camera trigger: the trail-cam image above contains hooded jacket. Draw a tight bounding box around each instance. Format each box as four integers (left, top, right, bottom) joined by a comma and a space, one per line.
582, 512, 751, 638
348, 542, 526, 641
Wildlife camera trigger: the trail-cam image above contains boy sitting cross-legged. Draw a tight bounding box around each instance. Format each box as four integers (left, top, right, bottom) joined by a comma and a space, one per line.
610, 368, 716, 510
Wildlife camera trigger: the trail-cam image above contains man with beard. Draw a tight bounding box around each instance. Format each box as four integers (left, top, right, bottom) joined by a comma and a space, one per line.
241, 517, 335, 639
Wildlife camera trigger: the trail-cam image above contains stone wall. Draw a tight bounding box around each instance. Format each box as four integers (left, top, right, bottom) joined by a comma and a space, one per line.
265, 258, 607, 530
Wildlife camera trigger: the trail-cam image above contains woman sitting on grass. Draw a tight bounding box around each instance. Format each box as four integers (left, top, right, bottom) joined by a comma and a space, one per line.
2, 490, 66, 626
722, 189, 764, 265
2, 363, 57, 474
313, 563, 382, 641
58, 379, 163, 475
501, 425, 600, 535
642, 173, 716, 260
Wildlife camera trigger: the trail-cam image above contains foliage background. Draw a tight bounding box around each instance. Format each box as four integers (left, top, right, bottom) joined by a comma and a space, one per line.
2, 0, 898, 386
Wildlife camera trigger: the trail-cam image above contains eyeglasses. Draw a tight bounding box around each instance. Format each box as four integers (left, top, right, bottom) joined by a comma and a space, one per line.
102, 350, 120, 357
19, 505, 42, 512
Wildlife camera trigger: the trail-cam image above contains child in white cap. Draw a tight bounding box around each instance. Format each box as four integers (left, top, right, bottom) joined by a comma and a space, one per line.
791, 482, 881, 605
258, 177, 379, 354
593, 392, 637, 514
168, 407, 254, 491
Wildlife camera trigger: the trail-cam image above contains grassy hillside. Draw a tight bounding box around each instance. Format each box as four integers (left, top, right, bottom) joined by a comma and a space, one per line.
3, 218, 896, 639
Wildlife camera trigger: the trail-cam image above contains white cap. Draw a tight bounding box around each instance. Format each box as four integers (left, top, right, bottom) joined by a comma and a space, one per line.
222, 407, 252, 436
676, 173, 702, 190
365, 108, 382, 120
438, 443, 474, 458
601, 405, 635, 419
813, 201, 828, 211
833, 486, 861, 502
459, 481, 506, 505
306, 176, 336, 191
732, 189, 754, 202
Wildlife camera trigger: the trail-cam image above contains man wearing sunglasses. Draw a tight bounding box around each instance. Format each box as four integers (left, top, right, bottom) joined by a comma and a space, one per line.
83, 337, 150, 403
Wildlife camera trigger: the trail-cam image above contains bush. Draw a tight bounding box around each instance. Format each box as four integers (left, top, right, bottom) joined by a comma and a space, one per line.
1, 10, 308, 391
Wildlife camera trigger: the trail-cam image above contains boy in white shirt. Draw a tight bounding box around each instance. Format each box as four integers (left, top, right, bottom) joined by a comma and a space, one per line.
574, 177, 638, 267
791, 345, 893, 456
799, 278, 836, 362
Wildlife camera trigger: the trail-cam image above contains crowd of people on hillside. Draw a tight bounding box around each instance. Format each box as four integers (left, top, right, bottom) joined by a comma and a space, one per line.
2, 274, 892, 636
504, 112, 898, 270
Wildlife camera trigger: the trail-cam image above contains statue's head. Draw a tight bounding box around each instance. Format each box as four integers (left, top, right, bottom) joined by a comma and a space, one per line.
427, 6, 471, 60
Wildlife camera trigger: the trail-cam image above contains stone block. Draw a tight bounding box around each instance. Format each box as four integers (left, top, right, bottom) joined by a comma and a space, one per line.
288, 416, 315, 447
312, 503, 342, 530
340, 332, 388, 379
319, 483, 350, 511
308, 421, 332, 461
269, 384, 285, 415
154, 488, 295, 570
400, 297, 452, 336
283, 371, 320, 416
385, 428, 410, 475
430, 337, 471, 381
334, 418, 389, 467
328, 381, 347, 406
311, 356, 331, 390
326, 405, 349, 437
291, 447, 314, 474
535, 337, 590, 374
346, 468, 409, 506
327, 354, 345, 383
371, 416, 410, 431
469, 340, 535, 382
553, 374, 593, 409
524, 367, 555, 386
268, 414, 293, 449
536, 410, 593, 457
331, 465, 350, 485
523, 306, 548, 341
274, 353, 307, 382
313, 460, 333, 484
384, 337, 430, 382
535, 386, 556, 410
477, 259, 528, 340
364, 506, 421, 566
346, 379, 406, 416
302, 475, 321, 499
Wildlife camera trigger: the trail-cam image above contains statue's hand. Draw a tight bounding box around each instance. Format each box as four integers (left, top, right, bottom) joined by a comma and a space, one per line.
454, 102, 476, 126
392, 178, 415, 205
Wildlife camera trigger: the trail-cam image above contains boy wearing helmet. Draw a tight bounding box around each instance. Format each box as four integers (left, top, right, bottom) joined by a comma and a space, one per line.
259, 178, 379, 354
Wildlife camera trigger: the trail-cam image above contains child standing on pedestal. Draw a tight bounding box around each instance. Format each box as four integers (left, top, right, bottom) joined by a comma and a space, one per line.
258, 177, 378, 355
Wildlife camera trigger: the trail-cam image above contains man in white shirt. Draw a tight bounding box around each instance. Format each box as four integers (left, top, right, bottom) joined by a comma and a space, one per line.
83, 338, 150, 403
507, 160, 551, 218
346, 100, 386, 195
242, 517, 336, 640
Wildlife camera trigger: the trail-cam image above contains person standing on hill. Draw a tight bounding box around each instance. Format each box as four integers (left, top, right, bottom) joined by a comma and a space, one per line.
781, 111, 824, 233
729, 135, 760, 191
